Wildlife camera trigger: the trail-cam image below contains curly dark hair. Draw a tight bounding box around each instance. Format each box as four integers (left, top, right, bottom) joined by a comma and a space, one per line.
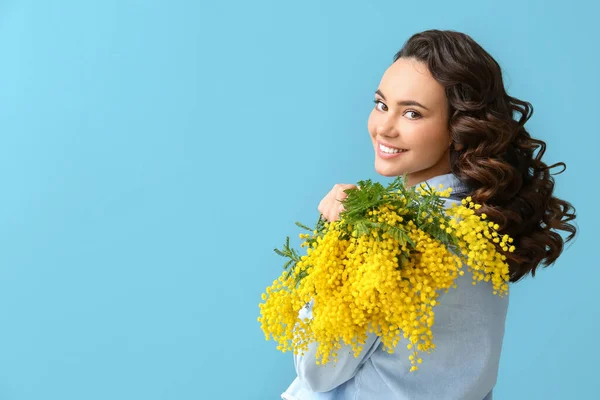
394, 29, 577, 283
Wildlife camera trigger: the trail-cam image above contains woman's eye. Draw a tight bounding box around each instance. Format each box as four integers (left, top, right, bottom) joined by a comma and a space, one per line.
404, 110, 421, 120
373, 100, 387, 112
373, 100, 420, 120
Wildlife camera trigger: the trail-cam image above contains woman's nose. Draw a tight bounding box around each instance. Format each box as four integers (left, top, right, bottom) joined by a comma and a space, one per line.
376, 116, 398, 136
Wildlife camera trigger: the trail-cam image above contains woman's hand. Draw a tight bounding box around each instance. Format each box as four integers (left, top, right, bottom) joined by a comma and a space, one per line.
318, 183, 360, 222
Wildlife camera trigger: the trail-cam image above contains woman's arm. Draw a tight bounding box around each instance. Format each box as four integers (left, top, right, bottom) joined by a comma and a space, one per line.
293, 300, 382, 393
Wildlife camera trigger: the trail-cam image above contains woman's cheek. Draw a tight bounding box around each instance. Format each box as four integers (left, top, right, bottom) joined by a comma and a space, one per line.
367, 113, 377, 135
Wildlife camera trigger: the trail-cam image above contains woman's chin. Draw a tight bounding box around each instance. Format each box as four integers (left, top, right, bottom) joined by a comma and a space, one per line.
375, 163, 407, 177
375, 167, 404, 177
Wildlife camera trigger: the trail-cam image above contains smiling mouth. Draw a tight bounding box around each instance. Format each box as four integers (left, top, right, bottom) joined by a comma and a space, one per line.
378, 142, 408, 154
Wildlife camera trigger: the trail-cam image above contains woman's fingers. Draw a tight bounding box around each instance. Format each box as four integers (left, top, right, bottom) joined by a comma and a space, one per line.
318, 183, 359, 222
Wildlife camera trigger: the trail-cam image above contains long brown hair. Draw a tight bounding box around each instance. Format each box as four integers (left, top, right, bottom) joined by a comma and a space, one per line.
395, 29, 577, 282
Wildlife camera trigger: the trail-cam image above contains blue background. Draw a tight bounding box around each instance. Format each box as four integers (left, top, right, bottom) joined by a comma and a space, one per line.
0, 1, 596, 399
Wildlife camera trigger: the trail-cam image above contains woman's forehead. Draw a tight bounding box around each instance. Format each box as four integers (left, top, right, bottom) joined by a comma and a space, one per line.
379, 58, 446, 105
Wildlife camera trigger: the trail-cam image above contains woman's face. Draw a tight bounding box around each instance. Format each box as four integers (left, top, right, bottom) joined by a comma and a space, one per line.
367, 57, 453, 187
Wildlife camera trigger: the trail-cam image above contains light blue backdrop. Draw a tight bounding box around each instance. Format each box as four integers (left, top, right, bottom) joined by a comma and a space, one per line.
0, 1, 596, 399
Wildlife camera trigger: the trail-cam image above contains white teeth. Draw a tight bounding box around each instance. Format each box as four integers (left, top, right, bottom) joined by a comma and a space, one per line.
379, 144, 406, 154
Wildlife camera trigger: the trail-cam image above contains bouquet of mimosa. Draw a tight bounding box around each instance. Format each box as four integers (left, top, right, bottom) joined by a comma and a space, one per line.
258, 176, 512, 372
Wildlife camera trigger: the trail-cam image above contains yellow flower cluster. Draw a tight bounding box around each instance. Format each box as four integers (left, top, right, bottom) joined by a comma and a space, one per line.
258, 184, 512, 372
446, 196, 511, 296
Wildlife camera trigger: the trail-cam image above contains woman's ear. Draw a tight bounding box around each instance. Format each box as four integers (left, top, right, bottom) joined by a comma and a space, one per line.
451, 142, 464, 151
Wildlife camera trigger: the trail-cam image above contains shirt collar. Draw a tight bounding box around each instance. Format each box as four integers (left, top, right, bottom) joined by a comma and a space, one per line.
421, 173, 471, 197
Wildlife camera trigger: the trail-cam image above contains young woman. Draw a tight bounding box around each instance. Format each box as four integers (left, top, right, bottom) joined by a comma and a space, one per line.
281, 29, 577, 400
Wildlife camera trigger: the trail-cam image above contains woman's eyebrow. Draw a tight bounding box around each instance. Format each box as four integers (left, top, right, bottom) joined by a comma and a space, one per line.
375, 89, 430, 111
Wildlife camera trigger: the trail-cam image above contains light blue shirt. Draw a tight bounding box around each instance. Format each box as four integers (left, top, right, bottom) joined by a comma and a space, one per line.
281, 173, 509, 400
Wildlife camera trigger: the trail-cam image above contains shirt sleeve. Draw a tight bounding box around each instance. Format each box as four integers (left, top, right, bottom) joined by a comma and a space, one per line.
293, 299, 382, 393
